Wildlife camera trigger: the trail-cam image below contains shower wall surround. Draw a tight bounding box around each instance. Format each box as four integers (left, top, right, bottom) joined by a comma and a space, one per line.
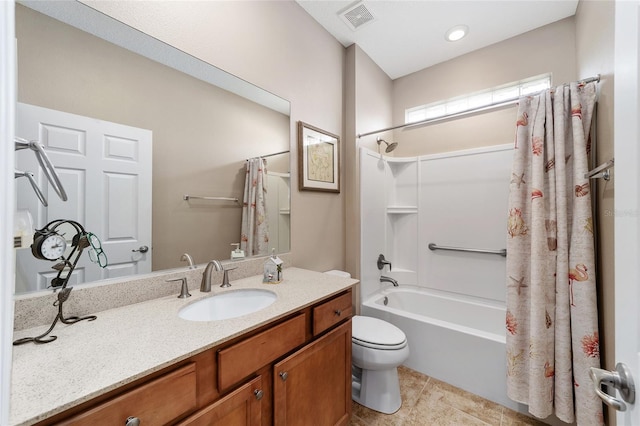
360, 144, 514, 303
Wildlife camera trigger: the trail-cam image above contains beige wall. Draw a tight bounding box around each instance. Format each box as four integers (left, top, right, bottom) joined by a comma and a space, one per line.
16, 5, 290, 272
83, 1, 346, 273
575, 1, 615, 424
392, 17, 577, 156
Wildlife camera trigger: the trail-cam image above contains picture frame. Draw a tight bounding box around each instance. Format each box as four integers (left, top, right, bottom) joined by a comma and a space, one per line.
297, 121, 340, 193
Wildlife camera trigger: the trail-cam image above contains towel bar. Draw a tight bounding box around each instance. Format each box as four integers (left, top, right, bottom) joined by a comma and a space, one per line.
183, 195, 239, 203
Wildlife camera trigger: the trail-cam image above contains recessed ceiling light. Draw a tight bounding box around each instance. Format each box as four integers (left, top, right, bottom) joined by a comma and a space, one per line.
445, 25, 468, 42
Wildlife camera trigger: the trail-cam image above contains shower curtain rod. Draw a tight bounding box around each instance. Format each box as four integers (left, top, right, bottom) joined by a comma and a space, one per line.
357, 74, 601, 139
247, 150, 289, 160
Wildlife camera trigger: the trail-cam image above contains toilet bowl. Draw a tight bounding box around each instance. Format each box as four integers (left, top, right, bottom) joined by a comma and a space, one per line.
351, 315, 409, 414
323, 270, 410, 414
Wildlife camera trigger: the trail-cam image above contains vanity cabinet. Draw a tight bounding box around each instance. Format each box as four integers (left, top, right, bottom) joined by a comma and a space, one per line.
37, 289, 352, 426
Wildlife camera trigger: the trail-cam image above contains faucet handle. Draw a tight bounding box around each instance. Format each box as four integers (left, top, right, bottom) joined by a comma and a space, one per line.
167, 277, 191, 299
220, 267, 237, 288
377, 254, 392, 271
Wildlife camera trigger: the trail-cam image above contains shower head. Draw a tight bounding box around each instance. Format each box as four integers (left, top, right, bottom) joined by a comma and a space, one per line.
377, 138, 398, 153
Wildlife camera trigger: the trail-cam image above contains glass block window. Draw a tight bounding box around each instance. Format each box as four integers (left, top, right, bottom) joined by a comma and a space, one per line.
405, 74, 551, 124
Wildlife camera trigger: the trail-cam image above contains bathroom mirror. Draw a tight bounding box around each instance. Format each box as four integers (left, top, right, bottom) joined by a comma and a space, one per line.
14, 1, 291, 294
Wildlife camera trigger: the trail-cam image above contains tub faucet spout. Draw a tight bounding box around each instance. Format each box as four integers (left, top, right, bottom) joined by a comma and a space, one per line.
201, 260, 223, 292
380, 276, 399, 287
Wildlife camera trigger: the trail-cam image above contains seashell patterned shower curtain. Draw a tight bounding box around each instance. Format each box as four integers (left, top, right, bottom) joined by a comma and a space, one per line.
241, 158, 269, 257
506, 81, 602, 425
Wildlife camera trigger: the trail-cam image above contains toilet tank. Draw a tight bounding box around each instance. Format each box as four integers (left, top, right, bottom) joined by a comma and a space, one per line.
324, 270, 351, 278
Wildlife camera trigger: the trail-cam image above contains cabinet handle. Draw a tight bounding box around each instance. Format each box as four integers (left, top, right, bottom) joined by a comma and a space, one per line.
254, 389, 264, 400
279, 371, 288, 382
334, 309, 342, 316
125, 417, 140, 426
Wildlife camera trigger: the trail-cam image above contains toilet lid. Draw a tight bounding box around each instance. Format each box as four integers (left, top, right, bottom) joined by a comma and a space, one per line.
352, 316, 407, 348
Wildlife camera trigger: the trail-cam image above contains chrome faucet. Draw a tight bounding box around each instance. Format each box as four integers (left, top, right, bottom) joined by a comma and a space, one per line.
181, 253, 196, 269
201, 260, 224, 292
380, 276, 399, 287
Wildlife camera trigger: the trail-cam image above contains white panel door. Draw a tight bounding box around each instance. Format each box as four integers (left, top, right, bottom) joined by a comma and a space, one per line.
609, 0, 640, 423
15, 103, 152, 292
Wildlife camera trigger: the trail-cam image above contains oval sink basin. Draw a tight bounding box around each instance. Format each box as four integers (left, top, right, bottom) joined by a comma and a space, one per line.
179, 289, 277, 321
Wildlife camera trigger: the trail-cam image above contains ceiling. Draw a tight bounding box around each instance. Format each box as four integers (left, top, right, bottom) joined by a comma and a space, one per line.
296, 0, 579, 80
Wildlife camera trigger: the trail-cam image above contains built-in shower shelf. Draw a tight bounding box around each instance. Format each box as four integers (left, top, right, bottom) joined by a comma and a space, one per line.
386, 206, 418, 214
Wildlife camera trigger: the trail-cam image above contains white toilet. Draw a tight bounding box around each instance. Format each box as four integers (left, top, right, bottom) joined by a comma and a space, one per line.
324, 270, 410, 414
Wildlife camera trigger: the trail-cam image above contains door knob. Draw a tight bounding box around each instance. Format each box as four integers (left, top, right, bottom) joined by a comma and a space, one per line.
125, 417, 140, 426
132, 245, 149, 253
589, 363, 635, 411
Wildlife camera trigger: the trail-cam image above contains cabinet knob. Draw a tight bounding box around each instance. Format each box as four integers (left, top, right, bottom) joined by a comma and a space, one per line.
254, 389, 264, 400
125, 417, 140, 426
279, 371, 288, 382
334, 309, 342, 316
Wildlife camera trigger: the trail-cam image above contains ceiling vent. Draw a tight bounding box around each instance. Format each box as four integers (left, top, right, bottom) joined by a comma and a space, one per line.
339, 1, 375, 31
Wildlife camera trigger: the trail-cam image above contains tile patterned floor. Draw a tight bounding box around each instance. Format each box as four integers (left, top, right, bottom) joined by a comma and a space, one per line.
350, 366, 548, 426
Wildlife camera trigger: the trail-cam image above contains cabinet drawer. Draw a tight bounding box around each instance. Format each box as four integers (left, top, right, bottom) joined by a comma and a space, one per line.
59, 363, 197, 426
313, 291, 353, 335
218, 314, 306, 391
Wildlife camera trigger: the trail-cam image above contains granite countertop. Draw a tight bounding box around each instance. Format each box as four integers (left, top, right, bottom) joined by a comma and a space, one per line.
10, 267, 358, 426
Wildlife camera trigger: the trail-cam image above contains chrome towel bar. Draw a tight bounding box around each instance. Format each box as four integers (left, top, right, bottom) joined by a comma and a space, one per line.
428, 243, 507, 257
183, 195, 239, 203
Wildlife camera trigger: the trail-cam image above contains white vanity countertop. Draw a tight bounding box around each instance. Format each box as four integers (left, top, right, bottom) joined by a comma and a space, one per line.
10, 267, 358, 426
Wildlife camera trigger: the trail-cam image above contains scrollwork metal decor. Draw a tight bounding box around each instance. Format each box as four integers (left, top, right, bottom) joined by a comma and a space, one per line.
13, 219, 104, 345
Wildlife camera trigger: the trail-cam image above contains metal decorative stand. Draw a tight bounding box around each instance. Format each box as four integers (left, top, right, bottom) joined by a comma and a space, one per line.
13, 219, 98, 345
13, 287, 96, 345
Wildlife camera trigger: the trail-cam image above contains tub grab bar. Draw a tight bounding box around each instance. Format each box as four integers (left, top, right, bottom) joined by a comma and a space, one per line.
428, 243, 507, 257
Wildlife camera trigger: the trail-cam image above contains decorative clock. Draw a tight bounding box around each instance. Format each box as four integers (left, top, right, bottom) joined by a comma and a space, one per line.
14, 219, 103, 345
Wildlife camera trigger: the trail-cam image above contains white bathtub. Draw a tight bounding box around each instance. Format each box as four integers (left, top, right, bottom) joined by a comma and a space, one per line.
361, 285, 525, 412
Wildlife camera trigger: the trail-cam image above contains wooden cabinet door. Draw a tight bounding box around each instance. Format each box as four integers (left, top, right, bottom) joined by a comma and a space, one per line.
176, 376, 263, 426
273, 320, 351, 426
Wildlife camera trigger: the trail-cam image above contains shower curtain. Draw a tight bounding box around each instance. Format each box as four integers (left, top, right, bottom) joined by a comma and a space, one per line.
506, 81, 602, 425
241, 158, 269, 257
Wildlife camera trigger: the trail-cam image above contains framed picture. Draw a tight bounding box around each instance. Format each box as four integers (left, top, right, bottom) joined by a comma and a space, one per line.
297, 121, 340, 193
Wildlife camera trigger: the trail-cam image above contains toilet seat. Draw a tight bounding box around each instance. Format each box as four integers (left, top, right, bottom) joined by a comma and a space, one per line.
352, 316, 407, 350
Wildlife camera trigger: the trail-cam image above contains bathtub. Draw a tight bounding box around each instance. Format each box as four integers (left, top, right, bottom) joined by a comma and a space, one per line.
361, 285, 525, 412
